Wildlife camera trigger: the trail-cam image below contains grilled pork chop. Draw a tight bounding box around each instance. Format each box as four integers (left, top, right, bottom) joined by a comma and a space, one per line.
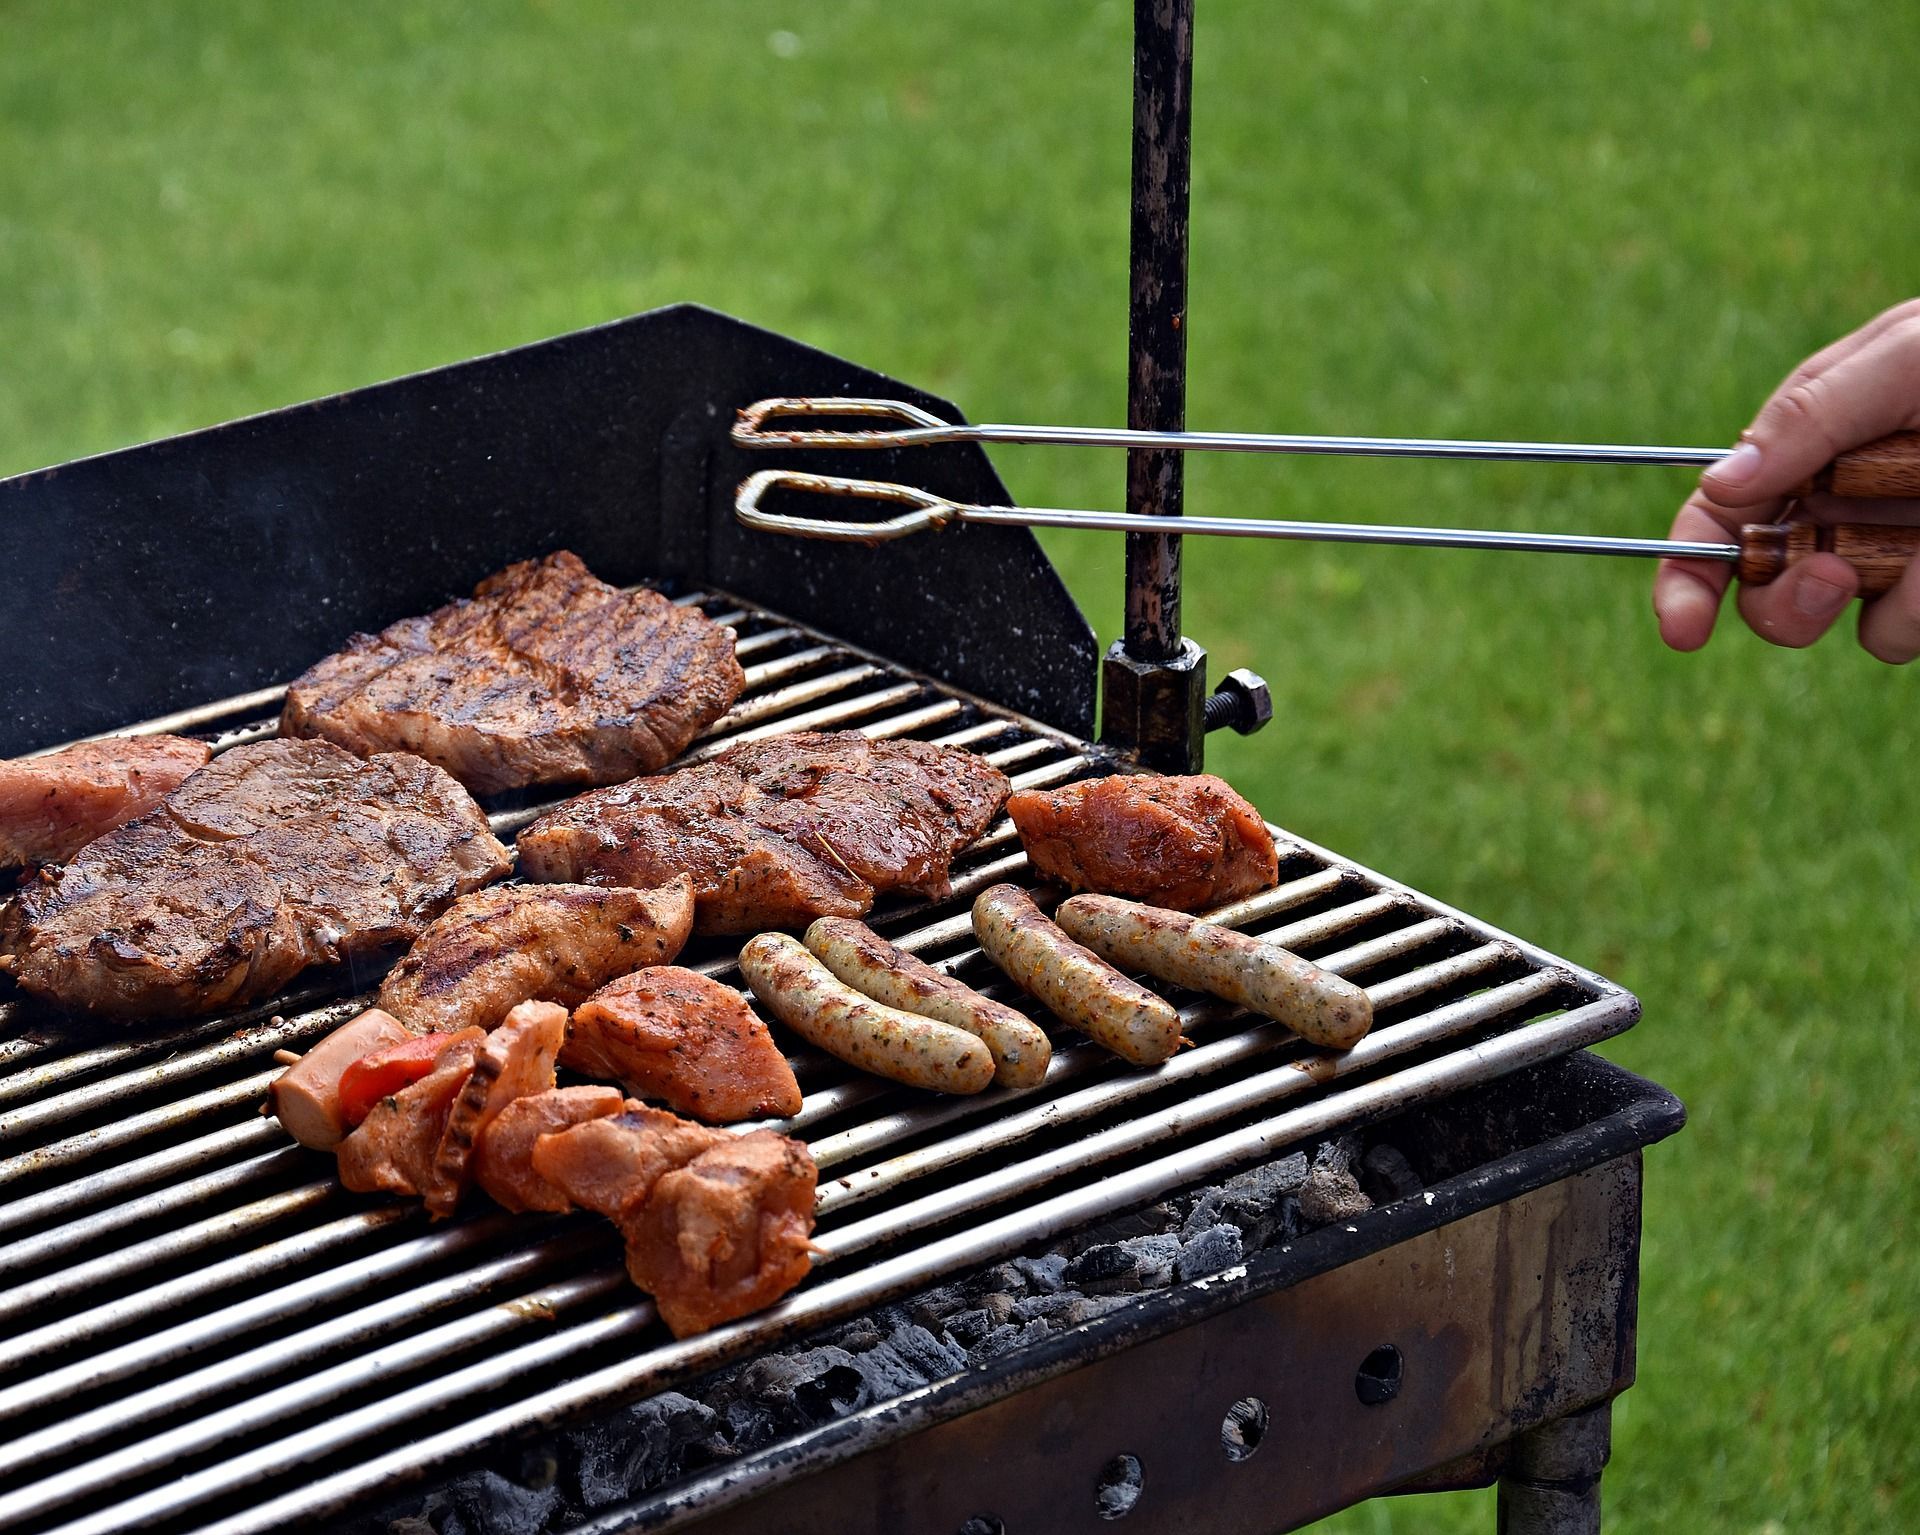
0, 739, 511, 1020
281, 551, 744, 795
377, 879, 695, 1035
567, 966, 803, 1122
1007, 772, 1278, 912
516, 732, 1009, 934
0, 735, 212, 869
532, 1106, 816, 1336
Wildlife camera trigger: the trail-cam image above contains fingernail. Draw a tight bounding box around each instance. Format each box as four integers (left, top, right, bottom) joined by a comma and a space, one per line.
1793, 573, 1851, 618
1710, 441, 1763, 486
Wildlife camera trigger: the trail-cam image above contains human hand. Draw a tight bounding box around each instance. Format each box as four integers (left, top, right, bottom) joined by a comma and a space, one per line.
1653, 300, 1920, 662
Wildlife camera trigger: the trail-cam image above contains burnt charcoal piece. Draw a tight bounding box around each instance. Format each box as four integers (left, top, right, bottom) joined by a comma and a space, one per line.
1183, 1151, 1309, 1247
942, 1307, 996, 1348
1118, 1233, 1182, 1288
437, 1468, 560, 1535
1063, 1243, 1140, 1295
568, 1392, 718, 1511
1300, 1134, 1374, 1225
283, 551, 744, 795
1175, 1222, 1246, 1283
1361, 1142, 1425, 1203
1012, 1254, 1068, 1294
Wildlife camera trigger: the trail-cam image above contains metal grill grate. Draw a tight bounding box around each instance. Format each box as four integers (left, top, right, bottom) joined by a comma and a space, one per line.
0, 589, 1638, 1535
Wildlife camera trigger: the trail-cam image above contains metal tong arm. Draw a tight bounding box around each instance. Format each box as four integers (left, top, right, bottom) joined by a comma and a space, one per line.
734, 469, 1736, 560
733, 396, 1920, 494
733, 470, 1920, 594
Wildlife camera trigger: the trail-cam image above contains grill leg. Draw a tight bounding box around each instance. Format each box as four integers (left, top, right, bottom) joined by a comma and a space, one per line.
1495, 1402, 1613, 1535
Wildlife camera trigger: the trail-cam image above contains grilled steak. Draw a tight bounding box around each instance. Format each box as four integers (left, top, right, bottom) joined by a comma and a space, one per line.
281, 551, 744, 795
1007, 772, 1278, 911
516, 732, 1010, 933
0, 739, 511, 1020
567, 966, 803, 1122
0, 735, 212, 869
376, 879, 695, 1035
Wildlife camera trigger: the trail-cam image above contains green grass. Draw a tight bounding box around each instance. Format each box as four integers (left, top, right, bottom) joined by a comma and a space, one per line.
4, 1, 1917, 1528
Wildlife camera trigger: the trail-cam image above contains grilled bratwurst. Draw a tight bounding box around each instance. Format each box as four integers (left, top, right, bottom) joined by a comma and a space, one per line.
282, 551, 744, 795
0, 739, 510, 1020
517, 732, 1009, 934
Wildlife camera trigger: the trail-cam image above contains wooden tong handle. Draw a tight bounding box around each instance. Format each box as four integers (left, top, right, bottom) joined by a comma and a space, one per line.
1737, 521, 1920, 596
1795, 430, 1920, 498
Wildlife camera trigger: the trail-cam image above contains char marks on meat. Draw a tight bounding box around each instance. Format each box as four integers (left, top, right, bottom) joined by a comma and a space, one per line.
567, 966, 803, 1122
425, 1000, 568, 1216
1007, 772, 1278, 912
516, 732, 1009, 934
377, 879, 695, 1035
0, 735, 212, 869
281, 551, 744, 795
0, 739, 511, 1020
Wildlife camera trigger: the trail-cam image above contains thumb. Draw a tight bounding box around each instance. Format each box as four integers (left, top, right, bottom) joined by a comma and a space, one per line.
1702, 316, 1920, 510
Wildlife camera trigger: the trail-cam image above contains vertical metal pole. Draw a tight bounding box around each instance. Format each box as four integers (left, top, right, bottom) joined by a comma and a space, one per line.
1101, 0, 1209, 773
1496, 1402, 1613, 1535
1124, 0, 1194, 662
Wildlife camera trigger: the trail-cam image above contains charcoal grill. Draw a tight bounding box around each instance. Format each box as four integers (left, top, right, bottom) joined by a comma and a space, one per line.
0, 4, 1685, 1532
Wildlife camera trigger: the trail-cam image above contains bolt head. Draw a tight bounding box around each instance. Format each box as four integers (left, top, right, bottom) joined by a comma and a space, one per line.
1216, 668, 1273, 734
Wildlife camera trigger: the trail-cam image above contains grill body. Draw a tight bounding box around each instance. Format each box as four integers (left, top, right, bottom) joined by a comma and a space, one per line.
0, 315, 1682, 1535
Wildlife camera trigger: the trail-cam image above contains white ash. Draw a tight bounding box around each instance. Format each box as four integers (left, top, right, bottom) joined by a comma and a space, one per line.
374, 1136, 1417, 1535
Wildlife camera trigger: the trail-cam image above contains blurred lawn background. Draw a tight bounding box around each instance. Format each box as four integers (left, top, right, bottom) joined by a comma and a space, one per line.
2, 1, 1916, 1528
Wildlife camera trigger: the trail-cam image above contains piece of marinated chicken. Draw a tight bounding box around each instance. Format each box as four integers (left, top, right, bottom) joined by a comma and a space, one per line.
0, 735, 213, 870
529, 1104, 729, 1219
566, 967, 802, 1123
377, 879, 695, 1035
471, 1085, 627, 1213
424, 1000, 568, 1216
530, 1106, 817, 1337
622, 1131, 818, 1337
1006, 773, 1279, 912
335, 1028, 486, 1197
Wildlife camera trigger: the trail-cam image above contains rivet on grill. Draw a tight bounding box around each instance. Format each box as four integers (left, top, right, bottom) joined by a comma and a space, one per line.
1094, 1453, 1144, 1520
1220, 1396, 1269, 1461
957, 1517, 1005, 1535
1355, 1344, 1405, 1405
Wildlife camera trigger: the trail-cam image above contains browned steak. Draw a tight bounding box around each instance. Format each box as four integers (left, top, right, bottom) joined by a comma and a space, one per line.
0, 735, 212, 869
0, 739, 511, 1020
516, 732, 1010, 934
281, 551, 744, 795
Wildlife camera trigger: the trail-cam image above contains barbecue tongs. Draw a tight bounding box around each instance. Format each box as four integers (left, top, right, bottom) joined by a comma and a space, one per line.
731, 398, 1920, 595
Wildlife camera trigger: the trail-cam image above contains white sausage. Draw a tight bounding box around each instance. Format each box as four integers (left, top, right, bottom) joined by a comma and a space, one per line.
739, 933, 994, 1094
1056, 894, 1373, 1049
267, 1007, 413, 1149
803, 917, 1052, 1089
970, 884, 1181, 1067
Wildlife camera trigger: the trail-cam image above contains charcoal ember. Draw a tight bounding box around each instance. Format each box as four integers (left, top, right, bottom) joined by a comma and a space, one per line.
789, 1364, 866, 1426
568, 1391, 717, 1511
965, 1261, 1030, 1299
1012, 1254, 1068, 1293
1360, 1143, 1423, 1203
387, 1519, 436, 1535
1010, 1291, 1132, 1327
720, 1396, 779, 1451
716, 1346, 855, 1408
841, 1324, 970, 1403
1118, 1233, 1181, 1288
1183, 1152, 1309, 1248
822, 1315, 885, 1353
1300, 1135, 1373, 1225
1063, 1243, 1138, 1294
971, 1321, 1026, 1360
1175, 1222, 1245, 1283
904, 1285, 970, 1332
943, 1307, 996, 1348
438, 1469, 560, 1535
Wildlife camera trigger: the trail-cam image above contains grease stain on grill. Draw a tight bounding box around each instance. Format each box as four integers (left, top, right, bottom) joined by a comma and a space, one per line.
503, 1296, 560, 1323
